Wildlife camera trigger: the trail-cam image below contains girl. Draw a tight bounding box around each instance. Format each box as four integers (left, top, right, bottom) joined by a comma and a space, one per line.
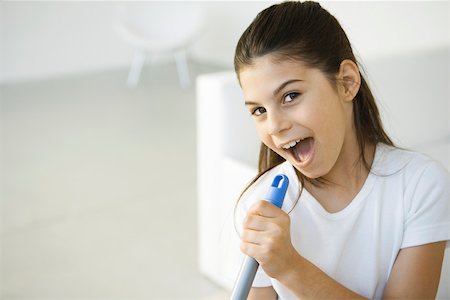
234, 1, 449, 299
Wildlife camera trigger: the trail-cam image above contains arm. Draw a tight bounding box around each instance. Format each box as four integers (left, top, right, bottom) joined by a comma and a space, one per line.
383, 241, 446, 299
277, 253, 366, 299
278, 242, 446, 299
248, 286, 277, 300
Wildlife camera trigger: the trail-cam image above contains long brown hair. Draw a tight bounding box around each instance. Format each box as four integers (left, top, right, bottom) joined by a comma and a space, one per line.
234, 1, 394, 202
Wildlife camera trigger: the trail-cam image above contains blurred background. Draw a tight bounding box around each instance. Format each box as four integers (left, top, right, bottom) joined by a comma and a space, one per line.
0, 1, 448, 299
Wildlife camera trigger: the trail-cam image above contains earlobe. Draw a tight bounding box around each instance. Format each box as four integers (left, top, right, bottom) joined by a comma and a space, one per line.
339, 59, 361, 102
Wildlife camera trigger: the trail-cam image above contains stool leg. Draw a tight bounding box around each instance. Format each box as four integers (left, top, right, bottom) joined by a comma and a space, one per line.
127, 50, 146, 89
175, 50, 190, 88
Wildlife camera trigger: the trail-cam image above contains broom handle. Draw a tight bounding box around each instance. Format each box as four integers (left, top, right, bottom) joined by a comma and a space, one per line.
230, 174, 289, 300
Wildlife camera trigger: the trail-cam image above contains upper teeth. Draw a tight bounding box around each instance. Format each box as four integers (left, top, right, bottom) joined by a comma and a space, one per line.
282, 139, 301, 149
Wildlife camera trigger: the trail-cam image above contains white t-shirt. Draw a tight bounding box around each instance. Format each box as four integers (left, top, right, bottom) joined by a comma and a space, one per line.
236, 143, 450, 299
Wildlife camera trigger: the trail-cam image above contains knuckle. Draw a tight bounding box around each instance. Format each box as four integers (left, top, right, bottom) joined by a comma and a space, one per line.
251, 200, 267, 212
241, 230, 250, 242
283, 214, 291, 225
240, 243, 246, 253
243, 216, 250, 227
256, 200, 267, 207
247, 214, 255, 223
259, 247, 272, 263
243, 215, 254, 228
240, 242, 255, 257
240, 242, 252, 256
273, 226, 282, 236
267, 236, 278, 248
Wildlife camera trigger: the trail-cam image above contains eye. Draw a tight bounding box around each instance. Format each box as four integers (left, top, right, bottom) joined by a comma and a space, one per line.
283, 92, 300, 103
251, 107, 266, 116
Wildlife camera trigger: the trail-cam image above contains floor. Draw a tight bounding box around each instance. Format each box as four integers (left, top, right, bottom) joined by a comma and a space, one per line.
0, 60, 231, 299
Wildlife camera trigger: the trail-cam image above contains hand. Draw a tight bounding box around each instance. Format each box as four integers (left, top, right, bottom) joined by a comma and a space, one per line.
240, 200, 298, 278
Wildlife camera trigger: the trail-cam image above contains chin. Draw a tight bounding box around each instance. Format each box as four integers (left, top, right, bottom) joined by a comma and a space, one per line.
291, 161, 331, 181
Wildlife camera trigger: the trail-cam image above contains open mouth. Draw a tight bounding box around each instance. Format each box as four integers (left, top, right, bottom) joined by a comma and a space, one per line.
284, 137, 314, 165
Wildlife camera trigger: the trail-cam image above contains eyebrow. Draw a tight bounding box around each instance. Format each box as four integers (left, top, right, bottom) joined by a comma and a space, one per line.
244, 79, 303, 106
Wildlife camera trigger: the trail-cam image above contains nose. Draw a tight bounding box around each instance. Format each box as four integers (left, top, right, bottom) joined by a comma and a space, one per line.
267, 109, 291, 136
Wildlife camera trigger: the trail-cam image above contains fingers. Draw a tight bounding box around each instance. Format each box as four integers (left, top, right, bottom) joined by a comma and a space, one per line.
243, 214, 269, 231
248, 200, 282, 218
241, 219, 287, 246
245, 201, 290, 230
241, 200, 291, 255
241, 213, 277, 246
240, 240, 265, 260
240, 201, 295, 278
240, 236, 284, 266
241, 228, 266, 246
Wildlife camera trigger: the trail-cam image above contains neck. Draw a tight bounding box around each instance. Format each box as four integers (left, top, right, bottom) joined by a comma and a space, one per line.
325, 140, 375, 189
302, 139, 376, 213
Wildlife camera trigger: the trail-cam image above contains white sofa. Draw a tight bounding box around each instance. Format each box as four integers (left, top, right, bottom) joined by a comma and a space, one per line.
196, 72, 260, 290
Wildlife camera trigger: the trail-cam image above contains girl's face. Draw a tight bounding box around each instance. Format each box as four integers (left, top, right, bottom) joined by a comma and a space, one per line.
239, 55, 354, 179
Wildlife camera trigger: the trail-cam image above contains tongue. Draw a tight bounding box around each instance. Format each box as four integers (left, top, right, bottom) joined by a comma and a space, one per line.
293, 137, 313, 162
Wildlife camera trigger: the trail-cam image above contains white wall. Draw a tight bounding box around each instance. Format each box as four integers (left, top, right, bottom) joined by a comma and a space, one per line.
320, 1, 449, 60
369, 47, 449, 170
0, 1, 274, 83
1, 1, 448, 83
0, 2, 133, 83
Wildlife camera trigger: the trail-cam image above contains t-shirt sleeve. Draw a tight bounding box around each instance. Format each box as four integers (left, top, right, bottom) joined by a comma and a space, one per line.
401, 160, 450, 248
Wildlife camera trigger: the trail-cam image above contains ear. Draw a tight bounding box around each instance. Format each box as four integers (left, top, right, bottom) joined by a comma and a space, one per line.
338, 59, 361, 102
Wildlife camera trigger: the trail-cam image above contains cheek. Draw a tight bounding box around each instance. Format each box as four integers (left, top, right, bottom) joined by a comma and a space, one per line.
255, 123, 282, 154
255, 124, 271, 145
301, 95, 344, 133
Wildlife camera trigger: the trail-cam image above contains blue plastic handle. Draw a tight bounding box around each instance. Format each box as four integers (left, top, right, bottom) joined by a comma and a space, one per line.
264, 174, 289, 208
230, 174, 289, 300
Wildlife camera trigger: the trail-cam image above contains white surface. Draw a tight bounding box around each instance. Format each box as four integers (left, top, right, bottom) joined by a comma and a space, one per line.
1, 1, 448, 83
196, 72, 260, 290
218, 157, 257, 290
197, 73, 226, 287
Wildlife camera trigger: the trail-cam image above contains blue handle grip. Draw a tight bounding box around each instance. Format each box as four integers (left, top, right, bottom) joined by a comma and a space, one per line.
264, 174, 289, 208
230, 174, 289, 300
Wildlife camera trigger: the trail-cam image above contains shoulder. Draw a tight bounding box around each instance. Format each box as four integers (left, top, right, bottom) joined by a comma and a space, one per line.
372, 144, 450, 247
372, 143, 449, 187
371, 143, 449, 217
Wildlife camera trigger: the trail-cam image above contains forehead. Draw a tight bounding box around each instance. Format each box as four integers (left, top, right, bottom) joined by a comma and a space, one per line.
239, 55, 311, 100
240, 55, 310, 80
